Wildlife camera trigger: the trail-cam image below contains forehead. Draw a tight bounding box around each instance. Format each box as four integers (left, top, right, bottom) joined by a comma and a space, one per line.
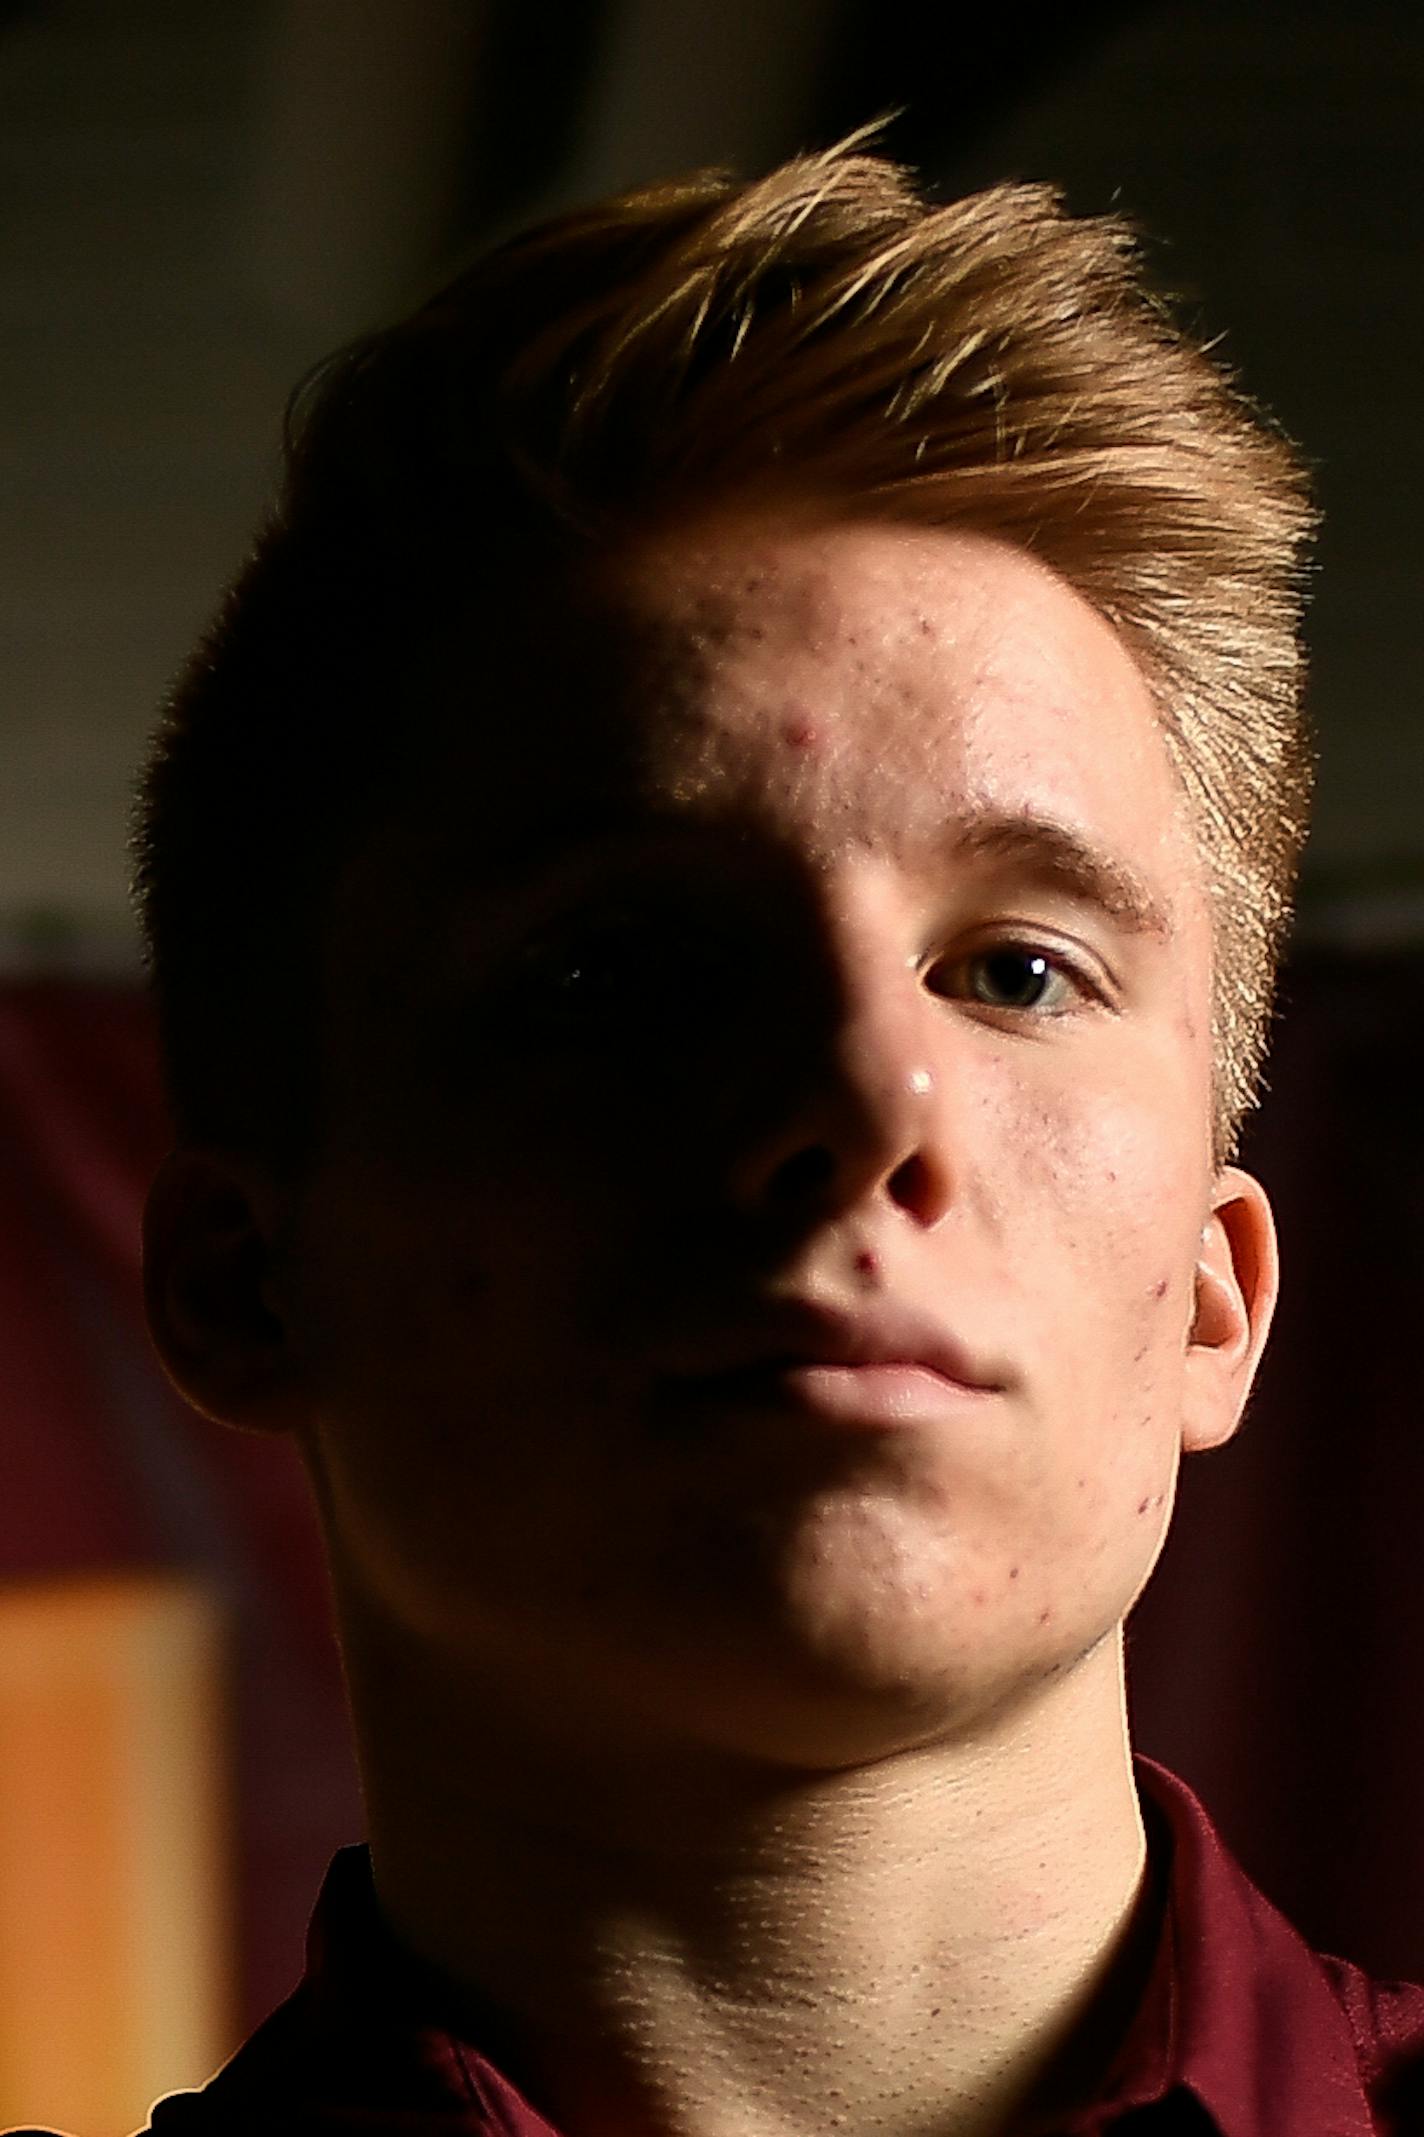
347, 515, 1206, 972
407, 517, 1201, 906
589, 517, 1186, 868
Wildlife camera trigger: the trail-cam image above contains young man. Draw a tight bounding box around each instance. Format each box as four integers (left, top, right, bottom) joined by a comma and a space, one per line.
132, 145, 1424, 2132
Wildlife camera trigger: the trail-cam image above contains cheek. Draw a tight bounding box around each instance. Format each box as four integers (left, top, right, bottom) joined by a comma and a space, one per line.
291, 1166, 643, 1516
965, 1056, 1206, 1542
984, 1033, 1207, 1298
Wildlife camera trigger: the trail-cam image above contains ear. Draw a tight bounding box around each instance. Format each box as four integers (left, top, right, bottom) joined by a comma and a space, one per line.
1181, 1164, 1278, 1454
143, 1147, 305, 1433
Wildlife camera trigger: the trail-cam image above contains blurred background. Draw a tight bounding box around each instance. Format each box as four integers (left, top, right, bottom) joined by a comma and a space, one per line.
1, 1, 1421, 2129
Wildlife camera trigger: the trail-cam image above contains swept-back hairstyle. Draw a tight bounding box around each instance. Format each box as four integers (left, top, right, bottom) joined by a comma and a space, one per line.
135, 142, 1314, 1165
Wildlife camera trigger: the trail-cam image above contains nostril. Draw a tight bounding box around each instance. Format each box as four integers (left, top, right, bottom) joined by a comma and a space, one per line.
765, 1143, 837, 1206
887, 1151, 932, 1215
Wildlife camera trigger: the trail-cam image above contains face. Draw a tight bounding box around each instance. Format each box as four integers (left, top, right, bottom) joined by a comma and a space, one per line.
275, 517, 1263, 1771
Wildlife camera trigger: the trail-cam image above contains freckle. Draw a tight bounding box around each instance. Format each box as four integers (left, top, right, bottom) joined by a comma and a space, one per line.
1076, 1475, 1087, 1491
781, 717, 817, 750
1008, 1566, 1021, 1580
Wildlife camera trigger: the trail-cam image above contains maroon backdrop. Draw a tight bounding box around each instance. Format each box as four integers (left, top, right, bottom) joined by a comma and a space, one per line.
2, 961, 1421, 2035
0, 980, 361, 2035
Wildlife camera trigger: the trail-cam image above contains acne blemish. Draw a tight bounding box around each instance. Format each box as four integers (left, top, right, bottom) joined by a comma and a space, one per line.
780, 716, 817, 750
1008, 1565, 1021, 1580
1151, 1277, 1169, 1300
1137, 1497, 1151, 1515
853, 1248, 879, 1277
1038, 1608, 1053, 1625
972, 1587, 987, 1607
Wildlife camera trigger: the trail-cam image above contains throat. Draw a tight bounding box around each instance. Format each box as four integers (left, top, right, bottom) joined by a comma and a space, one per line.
374, 1740, 1154, 2137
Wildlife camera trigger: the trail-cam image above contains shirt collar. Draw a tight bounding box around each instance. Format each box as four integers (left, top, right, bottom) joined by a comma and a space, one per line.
1112, 1757, 1378, 2136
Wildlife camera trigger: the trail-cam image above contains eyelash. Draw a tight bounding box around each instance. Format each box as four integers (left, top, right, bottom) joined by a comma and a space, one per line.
922, 939, 1104, 1018
492, 922, 1107, 1041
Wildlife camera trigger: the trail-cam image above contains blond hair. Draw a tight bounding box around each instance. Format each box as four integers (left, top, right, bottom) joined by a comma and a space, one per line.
137, 144, 1314, 1161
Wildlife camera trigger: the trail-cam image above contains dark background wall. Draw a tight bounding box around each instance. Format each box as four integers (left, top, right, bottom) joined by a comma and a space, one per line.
3, 0, 1421, 963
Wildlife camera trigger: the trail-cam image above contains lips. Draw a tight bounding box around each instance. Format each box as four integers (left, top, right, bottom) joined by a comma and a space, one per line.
652, 1298, 1006, 1430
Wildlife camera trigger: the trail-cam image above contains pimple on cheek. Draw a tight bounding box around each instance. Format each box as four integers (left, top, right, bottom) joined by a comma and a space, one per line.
779, 714, 818, 750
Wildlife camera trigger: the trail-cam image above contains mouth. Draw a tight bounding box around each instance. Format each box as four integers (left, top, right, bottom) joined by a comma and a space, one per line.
652, 1300, 1007, 1433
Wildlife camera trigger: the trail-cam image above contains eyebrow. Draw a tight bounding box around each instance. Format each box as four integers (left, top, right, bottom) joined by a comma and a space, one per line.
946, 812, 1175, 938
456, 803, 1175, 940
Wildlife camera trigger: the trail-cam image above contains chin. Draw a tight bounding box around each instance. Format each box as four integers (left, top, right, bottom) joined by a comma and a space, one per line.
634, 1553, 1064, 1770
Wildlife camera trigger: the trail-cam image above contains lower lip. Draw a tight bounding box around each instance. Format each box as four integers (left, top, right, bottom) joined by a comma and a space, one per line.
671, 1362, 992, 1431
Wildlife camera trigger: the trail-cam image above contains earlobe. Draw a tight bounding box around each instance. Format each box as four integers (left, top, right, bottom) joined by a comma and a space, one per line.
143, 1147, 304, 1433
1181, 1165, 1279, 1454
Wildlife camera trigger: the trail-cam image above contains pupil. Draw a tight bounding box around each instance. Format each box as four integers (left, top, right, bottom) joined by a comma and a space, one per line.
983, 950, 1048, 1006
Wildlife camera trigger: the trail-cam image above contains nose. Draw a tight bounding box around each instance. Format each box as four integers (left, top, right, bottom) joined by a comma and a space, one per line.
728, 930, 953, 1232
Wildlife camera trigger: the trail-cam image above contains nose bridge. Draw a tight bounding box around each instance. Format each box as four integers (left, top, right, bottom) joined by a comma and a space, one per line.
732, 873, 951, 1228
835, 903, 934, 1135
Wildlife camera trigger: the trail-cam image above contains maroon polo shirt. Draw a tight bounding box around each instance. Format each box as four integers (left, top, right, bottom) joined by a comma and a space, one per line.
133, 1759, 1424, 2136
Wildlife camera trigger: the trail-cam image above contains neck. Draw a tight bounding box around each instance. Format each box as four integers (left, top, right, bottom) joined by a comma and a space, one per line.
346, 1620, 1154, 2137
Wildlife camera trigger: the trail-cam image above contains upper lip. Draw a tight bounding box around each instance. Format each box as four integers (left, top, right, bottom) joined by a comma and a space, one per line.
655, 1298, 1006, 1394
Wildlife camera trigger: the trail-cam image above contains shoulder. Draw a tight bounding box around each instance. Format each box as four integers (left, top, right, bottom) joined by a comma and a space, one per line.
1135, 1758, 1424, 2132
131, 1985, 330, 2133
1316, 1949, 1424, 2129
0, 1993, 323, 2137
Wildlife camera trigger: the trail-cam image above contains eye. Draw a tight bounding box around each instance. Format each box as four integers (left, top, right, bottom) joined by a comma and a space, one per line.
496, 907, 741, 1046
926, 942, 1087, 1016
508, 917, 654, 1027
